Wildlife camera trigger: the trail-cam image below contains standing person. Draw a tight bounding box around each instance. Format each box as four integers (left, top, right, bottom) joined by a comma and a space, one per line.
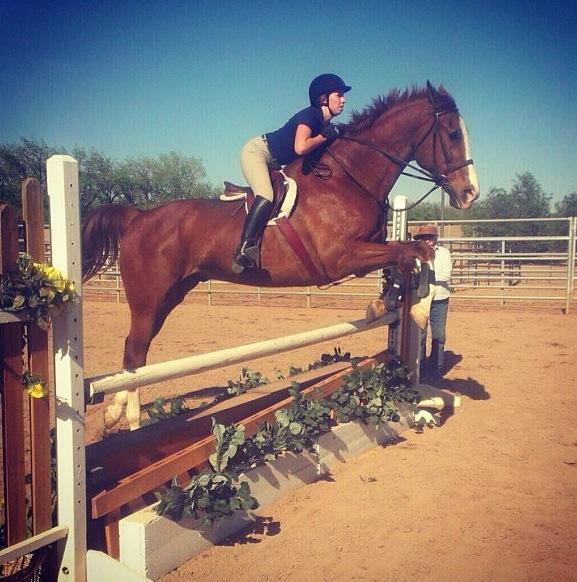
232, 73, 351, 274
415, 225, 453, 380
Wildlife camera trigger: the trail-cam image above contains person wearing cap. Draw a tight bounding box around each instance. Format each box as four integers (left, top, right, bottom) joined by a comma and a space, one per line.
414, 224, 453, 380
232, 73, 351, 273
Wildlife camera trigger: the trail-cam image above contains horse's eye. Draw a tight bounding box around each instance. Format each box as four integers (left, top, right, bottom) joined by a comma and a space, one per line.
448, 130, 461, 142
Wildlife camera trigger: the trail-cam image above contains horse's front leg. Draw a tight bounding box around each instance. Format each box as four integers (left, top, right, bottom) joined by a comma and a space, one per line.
336, 239, 434, 279
336, 240, 434, 324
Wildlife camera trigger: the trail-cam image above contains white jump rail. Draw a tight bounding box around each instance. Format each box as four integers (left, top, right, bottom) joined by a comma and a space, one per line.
85, 312, 399, 398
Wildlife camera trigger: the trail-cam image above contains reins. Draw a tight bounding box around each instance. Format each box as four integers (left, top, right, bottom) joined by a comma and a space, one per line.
313, 108, 473, 213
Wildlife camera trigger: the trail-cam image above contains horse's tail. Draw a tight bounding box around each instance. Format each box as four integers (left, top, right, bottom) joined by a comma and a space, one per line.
82, 204, 140, 282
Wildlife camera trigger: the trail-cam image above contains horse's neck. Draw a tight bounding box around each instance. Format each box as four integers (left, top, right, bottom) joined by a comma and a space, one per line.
351, 99, 429, 199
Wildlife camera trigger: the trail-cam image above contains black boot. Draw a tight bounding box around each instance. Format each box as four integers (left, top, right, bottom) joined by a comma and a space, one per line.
232, 196, 273, 273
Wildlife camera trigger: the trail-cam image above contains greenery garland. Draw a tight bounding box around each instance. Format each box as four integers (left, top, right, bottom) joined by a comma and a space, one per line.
1, 253, 76, 398
155, 356, 418, 526
1, 254, 76, 330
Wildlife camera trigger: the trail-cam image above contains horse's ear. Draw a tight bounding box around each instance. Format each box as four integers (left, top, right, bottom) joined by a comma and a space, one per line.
426, 80, 438, 101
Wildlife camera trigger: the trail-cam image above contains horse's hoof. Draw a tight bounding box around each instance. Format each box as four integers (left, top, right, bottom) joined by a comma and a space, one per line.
410, 303, 429, 330
417, 264, 431, 298
231, 260, 245, 274
366, 299, 386, 323
104, 403, 124, 431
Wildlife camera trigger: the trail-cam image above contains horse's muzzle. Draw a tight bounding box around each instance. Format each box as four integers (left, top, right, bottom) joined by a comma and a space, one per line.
448, 185, 479, 209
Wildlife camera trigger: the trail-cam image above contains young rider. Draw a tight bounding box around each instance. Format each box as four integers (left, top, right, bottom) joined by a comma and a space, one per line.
232, 73, 352, 273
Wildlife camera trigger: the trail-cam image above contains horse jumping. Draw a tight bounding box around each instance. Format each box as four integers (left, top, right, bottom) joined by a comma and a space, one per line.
82, 82, 479, 430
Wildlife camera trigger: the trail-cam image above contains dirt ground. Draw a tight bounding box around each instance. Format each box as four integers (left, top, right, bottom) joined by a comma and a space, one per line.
83, 300, 577, 582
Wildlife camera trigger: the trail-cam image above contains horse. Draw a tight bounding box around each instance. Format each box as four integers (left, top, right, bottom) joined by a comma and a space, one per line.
82, 82, 479, 431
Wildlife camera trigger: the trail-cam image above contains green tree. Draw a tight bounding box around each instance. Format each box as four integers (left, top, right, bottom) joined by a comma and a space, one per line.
0, 139, 219, 216
0, 139, 60, 207
466, 173, 554, 251
406, 201, 438, 222
555, 192, 577, 217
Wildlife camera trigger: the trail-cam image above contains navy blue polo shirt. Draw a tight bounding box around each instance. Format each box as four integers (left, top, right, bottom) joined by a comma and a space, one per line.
264, 106, 325, 165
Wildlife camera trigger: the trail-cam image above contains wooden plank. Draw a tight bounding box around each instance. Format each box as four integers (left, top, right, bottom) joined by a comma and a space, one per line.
22, 178, 53, 535
91, 351, 391, 519
0, 312, 30, 324
0, 205, 19, 275
0, 525, 68, 564
86, 362, 350, 487
0, 204, 27, 545
104, 510, 120, 560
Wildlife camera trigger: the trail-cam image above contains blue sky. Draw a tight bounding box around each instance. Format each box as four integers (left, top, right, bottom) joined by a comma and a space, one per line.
1, 0, 576, 205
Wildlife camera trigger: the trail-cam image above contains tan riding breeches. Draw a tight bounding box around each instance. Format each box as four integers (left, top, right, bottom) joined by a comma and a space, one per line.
240, 135, 275, 202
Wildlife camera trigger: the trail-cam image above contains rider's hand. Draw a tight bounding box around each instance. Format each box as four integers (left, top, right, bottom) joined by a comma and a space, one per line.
321, 124, 340, 143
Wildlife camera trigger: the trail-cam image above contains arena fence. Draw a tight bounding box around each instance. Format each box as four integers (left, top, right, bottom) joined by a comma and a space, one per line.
82, 216, 577, 314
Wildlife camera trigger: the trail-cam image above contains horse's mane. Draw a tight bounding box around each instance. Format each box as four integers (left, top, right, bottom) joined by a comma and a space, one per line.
341, 85, 456, 135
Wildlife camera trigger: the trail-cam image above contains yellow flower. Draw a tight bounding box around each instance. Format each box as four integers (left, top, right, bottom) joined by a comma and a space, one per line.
26, 382, 48, 399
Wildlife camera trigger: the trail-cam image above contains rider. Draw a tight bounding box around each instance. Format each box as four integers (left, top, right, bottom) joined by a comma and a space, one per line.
232, 73, 352, 273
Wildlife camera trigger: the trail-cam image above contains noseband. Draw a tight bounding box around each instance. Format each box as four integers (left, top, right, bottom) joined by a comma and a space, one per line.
322, 107, 474, 211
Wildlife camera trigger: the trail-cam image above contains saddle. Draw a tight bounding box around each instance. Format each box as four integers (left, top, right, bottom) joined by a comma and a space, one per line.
222, 170, 293, 222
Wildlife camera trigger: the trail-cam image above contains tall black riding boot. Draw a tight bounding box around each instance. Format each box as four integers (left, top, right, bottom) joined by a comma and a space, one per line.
232, 196, 273, 273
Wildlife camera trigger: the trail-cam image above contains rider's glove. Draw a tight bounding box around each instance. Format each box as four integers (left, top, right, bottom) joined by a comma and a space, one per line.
321, 124, 340, 142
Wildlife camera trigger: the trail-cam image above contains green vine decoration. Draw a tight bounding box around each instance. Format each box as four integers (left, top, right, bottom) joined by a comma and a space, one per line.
141, 397, 187, 426
329, 358, 419, 425
1, 254, 76, 329
155, 420, 258, 525
156, 356, 418, 526
276, 347, 353, 379
223, 367, 269, 398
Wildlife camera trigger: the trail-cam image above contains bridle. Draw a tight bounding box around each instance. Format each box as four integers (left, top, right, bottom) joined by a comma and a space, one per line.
318, 106, 474, 212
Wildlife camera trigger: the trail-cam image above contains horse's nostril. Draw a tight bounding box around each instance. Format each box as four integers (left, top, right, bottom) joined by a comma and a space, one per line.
463, 187, 478, 201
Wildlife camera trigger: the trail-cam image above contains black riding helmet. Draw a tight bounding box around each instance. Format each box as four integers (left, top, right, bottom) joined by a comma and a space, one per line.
309, 74, 351, 106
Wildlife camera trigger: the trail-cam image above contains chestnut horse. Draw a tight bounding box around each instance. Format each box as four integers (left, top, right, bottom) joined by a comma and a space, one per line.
82, 82, 479, 431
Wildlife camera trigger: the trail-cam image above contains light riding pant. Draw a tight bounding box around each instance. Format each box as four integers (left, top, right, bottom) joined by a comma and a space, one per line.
240, 135, 275, 202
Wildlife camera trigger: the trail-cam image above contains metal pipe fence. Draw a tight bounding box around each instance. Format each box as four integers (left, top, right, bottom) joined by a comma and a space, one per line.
82, 216, 577, 314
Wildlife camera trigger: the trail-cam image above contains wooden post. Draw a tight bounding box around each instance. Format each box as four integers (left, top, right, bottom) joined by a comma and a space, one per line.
22, 178, 53, 535
0, 204, 27, 545
388, 196, 409, 358
47, 156, 87, 582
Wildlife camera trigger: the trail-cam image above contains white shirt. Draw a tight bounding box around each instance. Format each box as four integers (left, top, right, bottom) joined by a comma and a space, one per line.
432, 244, 452, 301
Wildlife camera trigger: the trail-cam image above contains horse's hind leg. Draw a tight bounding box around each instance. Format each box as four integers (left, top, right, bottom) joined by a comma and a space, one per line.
104, 277, 200, 432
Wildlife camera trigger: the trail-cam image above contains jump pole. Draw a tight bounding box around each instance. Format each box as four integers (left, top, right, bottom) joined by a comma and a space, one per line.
86, 311, 399, 398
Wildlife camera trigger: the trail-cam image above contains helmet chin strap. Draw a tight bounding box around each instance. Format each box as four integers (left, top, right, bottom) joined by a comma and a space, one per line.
321, 96, 337, 121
